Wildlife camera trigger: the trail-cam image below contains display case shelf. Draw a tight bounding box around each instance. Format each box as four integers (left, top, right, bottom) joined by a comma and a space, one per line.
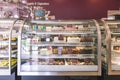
21, 54, 95, 59
111, 42, 120, 45
21, 63, 98, 72
0, 54, 16, 58
26, 31, 95, 35
27, 42, 94, 47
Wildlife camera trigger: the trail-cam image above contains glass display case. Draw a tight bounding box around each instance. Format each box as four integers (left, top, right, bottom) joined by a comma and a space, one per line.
102, 19, 120, 75
18, 20, 101, 76
0, 19, 25, 75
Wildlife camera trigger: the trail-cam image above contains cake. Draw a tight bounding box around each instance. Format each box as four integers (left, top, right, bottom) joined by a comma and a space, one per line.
54, 36, 66, 43
67, 37, 80, 43
40, 48, 48, 56
53, 47, 69, 54
53, 59, 64, 65
31, 36, 40, 43
0, 60, 9, 67
78, 25, 84, 29
80, 37, 93, 42
32, 46, 38, 50
113, 46, 120, 53
53, 48, 58, 54
117, 38, 120, 42
67, 59, 79, 65
40, 47, 52, 56
64, 24, 76, 31
46, 26, 52, 31
112, 57, 120, 65
52, 26, 63, 31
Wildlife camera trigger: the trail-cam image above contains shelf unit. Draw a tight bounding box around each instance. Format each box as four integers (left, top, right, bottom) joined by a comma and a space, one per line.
18, 20, 101, 76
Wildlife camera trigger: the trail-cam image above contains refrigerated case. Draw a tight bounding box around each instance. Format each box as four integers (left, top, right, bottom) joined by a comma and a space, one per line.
0, 19, 25, 75
18, 20, 101, 76
102, 19, 120, 75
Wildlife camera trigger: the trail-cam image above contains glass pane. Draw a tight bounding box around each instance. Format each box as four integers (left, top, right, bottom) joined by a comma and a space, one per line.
20, 21, 98, 72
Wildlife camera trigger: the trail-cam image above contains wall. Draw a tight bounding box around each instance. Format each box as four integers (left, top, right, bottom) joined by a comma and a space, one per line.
28, 0, 120, 20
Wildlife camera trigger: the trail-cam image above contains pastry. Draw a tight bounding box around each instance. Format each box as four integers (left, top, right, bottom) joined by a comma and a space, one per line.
53, 59, 64, 65
32, 46, 38, 50
64, 24, 76, 31
80, 49, 92, 54
0, 60, 9, 68
53, 48, 58, 54
11, 37, 17, 41
52, 26, 63, 31
67, 37, 80, 43
67, 59, 78, 65
54, 36, 66, 43
46, 26, 52, 31
113, 46, 120, 53
40, 47, 52, 56
3, 37, 8, 40
31, 36, 40, 43
80, 37, 93, 42
11, 45, 17, 50
40, 48, 48, 56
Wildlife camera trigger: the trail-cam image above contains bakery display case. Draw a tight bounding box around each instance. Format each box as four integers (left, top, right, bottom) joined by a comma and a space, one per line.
18, 20, 101, 76
102, 19, 120, 75
0, 19, 25, 75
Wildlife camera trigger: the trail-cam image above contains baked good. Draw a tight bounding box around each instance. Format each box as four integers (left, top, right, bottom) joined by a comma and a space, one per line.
53, 59, 64, 65
67, 37, 80, 43
64, 24, 76, 31
80, 37, 93, 42
3, 37, 8, 40
113, 46, 120, 53
53, 47, 69, 54
80, 49, 92, 54
31, 37, 40, 43
67, 59, 79, 65
112, 57, 120, 64
40, 48, 48, 56
72, 48, 80, 54
46, 26, 52, 31
54, 36, 66, 43
53, 48, 58, 54
11, 45, 17, 50
0, 60, 9, 68
40, 47, 52, 56
117, 38, 120, 42
32, 46, 38, 50
52, 26, 63, 31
